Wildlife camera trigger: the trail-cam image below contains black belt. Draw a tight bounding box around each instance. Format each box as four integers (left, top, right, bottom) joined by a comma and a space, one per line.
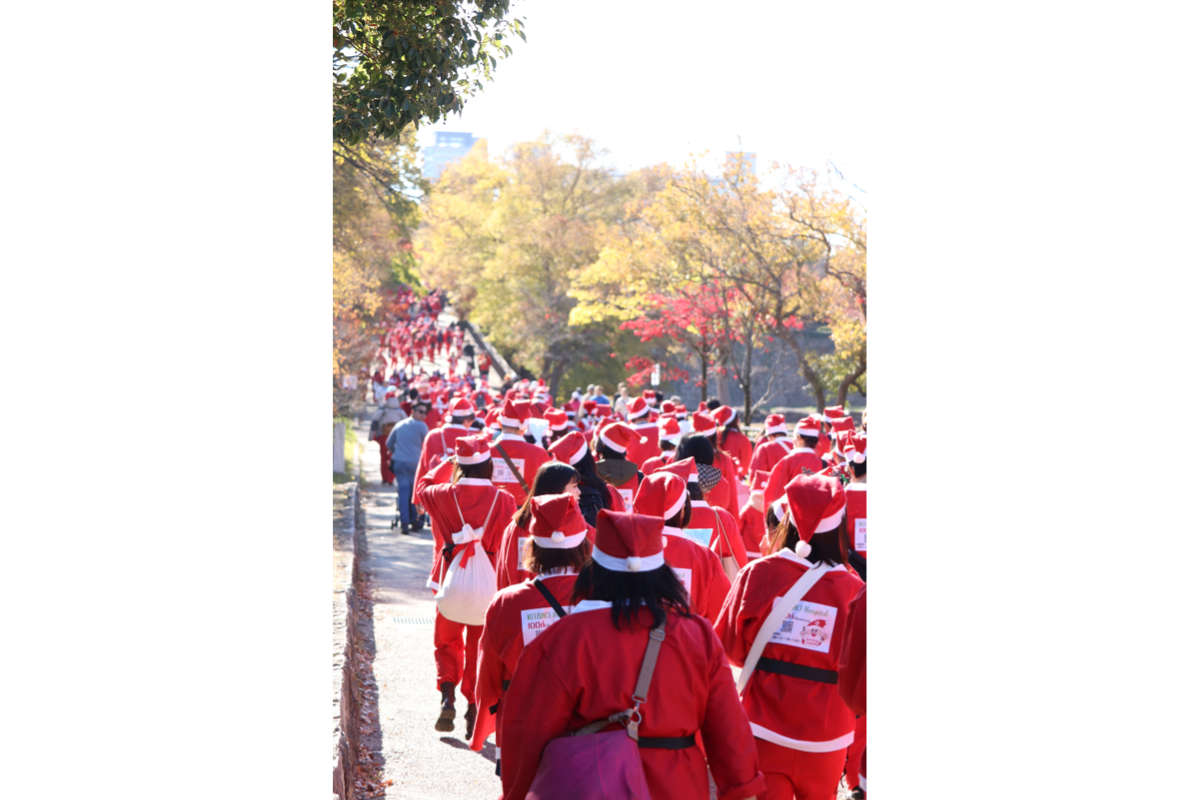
638, 733, 696, 750
488, 680, 512, 714
756, 657, 839, 684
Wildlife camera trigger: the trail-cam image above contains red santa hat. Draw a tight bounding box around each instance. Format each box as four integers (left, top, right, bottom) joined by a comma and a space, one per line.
548, 430, 589, 466
751, 469, 771, 492
498, 398, 527, 428
594, 404, 613, 419
641, 389, 657, 405
657, 416, 682, 445
763, 413, 788, 436
591, 510, 666, 573
582, 400, 597, 415
448, 397, 474, 418
529, 494, 590, 549
598, 421, 638, 454
794, 415, 822, 438
846, 433, 867, 464
455, 434, 492, 465
784, 473, 846, 559
712, 406, 736, 427
653, 456, 699, 485
545, 409, 569, 432
626, 396, 650, 420
822, 405, 847, 422
660, 401, 676, 415
529, 400, 548, 419
691, 412, 718, 438
632, 472, 688, 522
484, 408, 501, 428
830, 416, 856, 435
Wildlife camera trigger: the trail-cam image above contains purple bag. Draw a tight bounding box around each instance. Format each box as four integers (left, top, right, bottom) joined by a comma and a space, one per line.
525, 729, 651, 800
524, 623, 666, 800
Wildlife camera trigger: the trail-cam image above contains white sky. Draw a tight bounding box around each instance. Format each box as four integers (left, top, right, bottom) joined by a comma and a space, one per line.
416, 0, 872, 187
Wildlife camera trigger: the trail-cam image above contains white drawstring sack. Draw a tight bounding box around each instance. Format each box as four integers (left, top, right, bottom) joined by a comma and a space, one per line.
434, 492, 499, 625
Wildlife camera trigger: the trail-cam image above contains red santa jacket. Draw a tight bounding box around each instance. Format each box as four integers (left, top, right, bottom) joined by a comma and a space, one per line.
495, 515, 596, 590
714, 550, 864, 752
472, 571, 578, 750
414, 423, 474, 484
738, 504, 767, 560
499, 603, 767, 800
414, 477, 516, 591
710, 450, 742, 518
706, 474, 740, 521
626, 422, 661, 470
639, 451, 674, 475
720, 430, 754, 477
662, 526, 732, 625
845, 483, 867, 559
838, 585, 866, 716
412, 450, 457, 500
763, 447, 825, 511
687, 500, 748, 569
748, 438, 792, 479
489, 433, 551, 507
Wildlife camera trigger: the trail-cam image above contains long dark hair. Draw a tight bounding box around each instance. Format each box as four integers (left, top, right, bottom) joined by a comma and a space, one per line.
513, 462, 581, 528
571, 563, 691, 630
573, 450, 611, 508
768, 515, 848, 567
595, 441, 626, 461
676, 434, 714, 466
718, 417, 741, 450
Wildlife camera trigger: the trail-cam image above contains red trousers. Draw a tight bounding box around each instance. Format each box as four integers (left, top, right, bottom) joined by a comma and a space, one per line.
374, 438, 394, 484
845, 715, 866, 791
756, 738, 847, 800
434, 611, 482, 703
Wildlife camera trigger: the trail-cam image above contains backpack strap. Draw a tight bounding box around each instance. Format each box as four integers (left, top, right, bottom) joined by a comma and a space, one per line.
532, 578, 568, 618
736, 563, 830, 693
494, 441, 530, 494
570, 621, 667, 742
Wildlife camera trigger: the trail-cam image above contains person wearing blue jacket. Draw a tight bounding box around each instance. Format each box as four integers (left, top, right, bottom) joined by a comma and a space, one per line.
385, 403, 429, 533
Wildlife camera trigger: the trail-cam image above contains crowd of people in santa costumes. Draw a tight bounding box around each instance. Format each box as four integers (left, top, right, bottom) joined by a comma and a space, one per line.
362, 299, 869, 799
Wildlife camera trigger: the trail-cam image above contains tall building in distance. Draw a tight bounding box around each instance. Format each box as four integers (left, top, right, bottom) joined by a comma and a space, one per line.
421, 132, 480, 181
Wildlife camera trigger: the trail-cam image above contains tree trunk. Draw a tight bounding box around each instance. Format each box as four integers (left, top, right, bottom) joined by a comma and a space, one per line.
836, 352, 866, 407
780, 334, 826, 410
699, 358, 709, 402
547, 358, 567, 404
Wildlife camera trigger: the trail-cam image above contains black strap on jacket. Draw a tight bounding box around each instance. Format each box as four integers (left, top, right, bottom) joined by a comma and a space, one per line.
637, 733, 696, 750
533, 579, 568, 618
756, 657, 839, 684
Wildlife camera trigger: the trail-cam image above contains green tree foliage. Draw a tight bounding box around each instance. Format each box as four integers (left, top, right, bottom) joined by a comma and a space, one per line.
416, 134, 632, 399
333, 0, 525, 145
333, 133, 425, 378
572, 158, 866, 409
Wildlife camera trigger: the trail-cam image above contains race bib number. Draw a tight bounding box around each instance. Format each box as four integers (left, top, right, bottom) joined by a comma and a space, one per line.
769, 599, 838, 654
492, 457, 524, 486
854, 518, 867, 551
618, 488, 634, 508
671, 567, 693, 598
521, 606, 568, 645
681, 528, 713, 549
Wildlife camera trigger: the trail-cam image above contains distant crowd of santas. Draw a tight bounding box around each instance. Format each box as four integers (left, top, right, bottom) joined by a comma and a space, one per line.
364, 299, 868, 800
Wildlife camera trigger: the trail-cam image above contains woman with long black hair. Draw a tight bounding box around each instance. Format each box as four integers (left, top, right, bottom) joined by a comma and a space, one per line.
548, 430, 625, 525
498, 510, 766, 800
472, 493, 593, 753
494, 461, 588, 589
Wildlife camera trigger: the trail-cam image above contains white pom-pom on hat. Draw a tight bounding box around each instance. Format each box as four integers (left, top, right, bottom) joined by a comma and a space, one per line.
551, 531, 565, 543
794, 540, 812, 559
626, 556, 642, 571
